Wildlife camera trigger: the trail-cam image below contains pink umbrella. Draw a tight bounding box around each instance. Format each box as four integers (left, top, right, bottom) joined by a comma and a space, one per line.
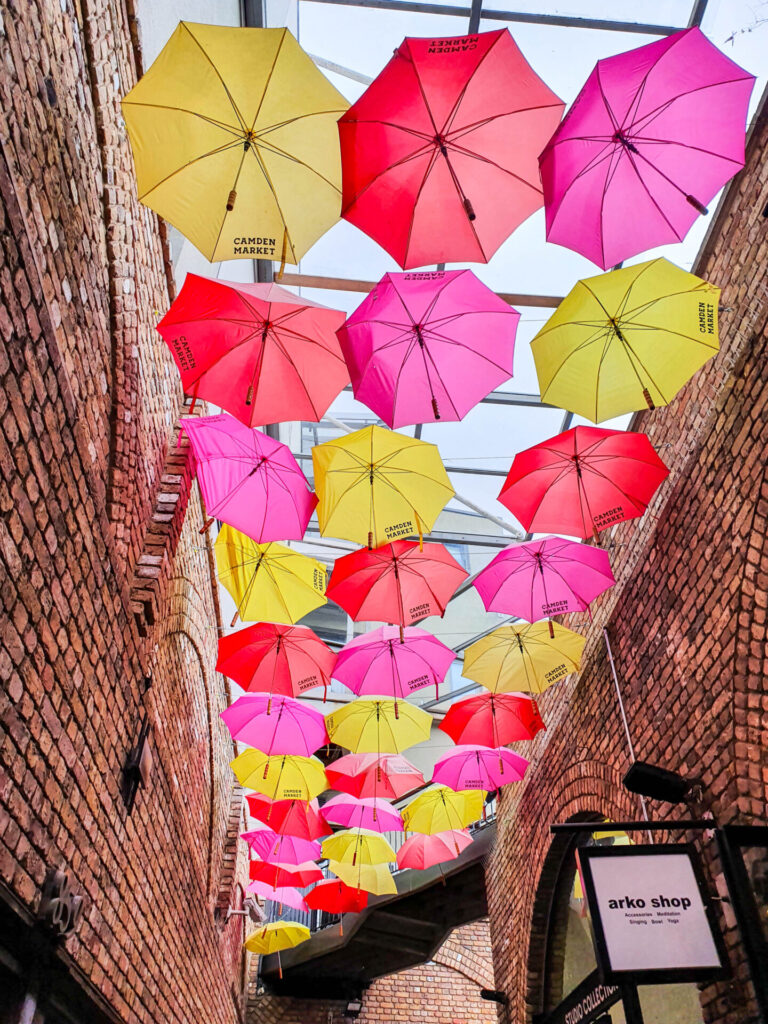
396, 830, 472, 870
321, 794, 403, 834
220, 694, 328, 756
240, 826, 321, 866
473, 537, 615, 630
333, 626, 455, 702
338, 270, 519, 428
432, 745, 529, 791
180, 413, 317, 540
246, 879, 309, 913
540, 27, 755, 269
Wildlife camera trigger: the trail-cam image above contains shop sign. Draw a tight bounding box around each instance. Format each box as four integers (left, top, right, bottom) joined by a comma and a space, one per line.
538, 970, 621, 1024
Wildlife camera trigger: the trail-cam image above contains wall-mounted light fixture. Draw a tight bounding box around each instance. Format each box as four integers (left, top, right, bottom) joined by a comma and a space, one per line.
123, 674, 153, 813
226, 897, 265, 924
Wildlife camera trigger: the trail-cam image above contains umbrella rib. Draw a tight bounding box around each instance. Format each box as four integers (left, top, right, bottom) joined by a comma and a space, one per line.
627, 73, 754, 136
249, 29, 287, 132
446, 101, 565, 144
340, 139, 436, 213
136, 137, 251, 202
254, 136, 343, 194
181, 23, 249, 132
445, 139, 545, 195
439, 30, 505, 137
626, 136, 745, 167
246, 145, 297, 264
121, 101, 242, 137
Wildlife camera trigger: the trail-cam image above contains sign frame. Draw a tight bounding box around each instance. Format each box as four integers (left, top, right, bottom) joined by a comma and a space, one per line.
578, 843, 729, 985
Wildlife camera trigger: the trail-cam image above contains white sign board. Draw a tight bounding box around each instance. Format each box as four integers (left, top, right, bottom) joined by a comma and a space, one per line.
579, 845, 726, 983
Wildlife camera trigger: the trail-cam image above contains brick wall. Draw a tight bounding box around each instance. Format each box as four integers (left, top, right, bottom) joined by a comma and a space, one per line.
0, 2, 249, 1022
485, 91, 768, 1024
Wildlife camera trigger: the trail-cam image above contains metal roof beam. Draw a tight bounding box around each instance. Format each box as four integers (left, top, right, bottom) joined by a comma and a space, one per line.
308, 53, 373, 85
293, 451, 506, 478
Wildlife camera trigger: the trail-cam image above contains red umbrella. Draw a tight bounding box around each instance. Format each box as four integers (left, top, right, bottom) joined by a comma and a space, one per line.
326, 753, 425, 801
327, 541, 468, 629
305, 879, 368, 936
246, 794, 331, 841
249, 860, 324, 889
439, 692, 545, 748
498, 426, 669, 540
217, 623, 336, 700
396, 830, 472, 870
339, 30, 564, 268
156, 274, 348, 426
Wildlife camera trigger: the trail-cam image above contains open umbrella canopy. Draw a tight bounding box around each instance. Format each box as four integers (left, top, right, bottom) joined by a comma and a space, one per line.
305, 878, 369, 914
498, 426, 669, 540
244, 921, 311, 956
313, 426, 454, 549
180, 413, 317, 541
339, 29, 564, 268
158, 276, 348, 427
321, 794, 403, 834
432, 745, 529, 791
325, 753, 425, 801
473, 537, 615, 623
220, 694, 328, 756
246, 794, 330, 841
327, 541, 468, 627
328, 860, 397, 896
217, 622, 335, 699
215, 527, 327, 626
249, 859, 323, 889
122, 24, 348, 264
396, 830, 472, 870
439, 692, 545, 747
338, 270, 519, 428
246, 880, 309, 913
326, 698, 432, 755
321, 828, 396, 866
333, 626, 455, 701
232, 750, 328, 801
402, 785, 485, 834
539, 28, 755, 270
531, 260, 721, 422
240, 825, 321, 866
462, 623, 585, 695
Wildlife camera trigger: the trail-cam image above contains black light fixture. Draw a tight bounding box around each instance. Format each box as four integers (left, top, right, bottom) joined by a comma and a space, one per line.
622, 760, 692, 804
480, 989, 508, 1005
345, 998, 363, 1019
123, 675, 153, 813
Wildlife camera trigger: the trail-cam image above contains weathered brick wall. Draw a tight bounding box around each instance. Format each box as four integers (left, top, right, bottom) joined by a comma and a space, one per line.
0, 1, 249, 1022
485, 92, 768, 1024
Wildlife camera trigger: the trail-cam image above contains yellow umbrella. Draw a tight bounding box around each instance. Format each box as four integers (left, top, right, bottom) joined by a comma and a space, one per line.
122, 24, 348, 266
325, 698, 432, 755
461, 622, 585, 695
244, 921, 310, 978
329, 860, 398, 896
402, 785, 485, 834
312, 425, 454, 548
231, 749, 327, 801
532, 258, 720, 422
322, 828, 396, 867
214, 525, 326, 626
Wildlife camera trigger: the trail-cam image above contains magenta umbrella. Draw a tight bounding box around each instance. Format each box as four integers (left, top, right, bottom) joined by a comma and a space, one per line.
333, 625, 455, 702
246, 879, 309, 913
473, 537, 615, 630
338, 270, 519, 428
180, 413, 317, 541
540, 27, 755, 269
321, 794, 403, 834
240, 826, 321, 866
432, 745, 529, 791
220, 694, 328, 756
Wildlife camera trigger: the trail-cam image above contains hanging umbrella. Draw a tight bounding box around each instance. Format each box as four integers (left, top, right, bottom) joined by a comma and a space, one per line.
217, 623, 335, 700
473, 537, 615, 628
312, 425, 454, 549
432, 745, 529, 791
396, 830, 472, 870
321, 795, 403, 834
325, 698, 432, 754
231, 750, 328, 801
221, 694, 327, 755
462, 623, 585, 695
402, 786, 485, 834
122, 24, 348, 265
325, 753, 425, 801
339, 29, 564, 268
240, 825, 321, 865
328, 860, 397, 896
179, 413, 317, 540
439, 692, 545, 748
539, 27, 755, 269
321, 828, 396, 867
498, 426, 669, 540
249, 860, 323, 889
333, 626, 455, 702
158, 276, 348, 426
338, 270, 519, 427
531, 260, 721, 421
305, 879, 368, 935
246, 794, 330, 841
214, 526, 327, 626
327, 541, 468, 630
246, 880, 309, 913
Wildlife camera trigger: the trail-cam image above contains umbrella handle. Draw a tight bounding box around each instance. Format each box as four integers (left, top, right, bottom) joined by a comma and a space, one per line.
340, 920, 343, 937
642, 388, 655, 411
199, 517, 215, 535
548, 619, 555, 639
278, 950, 282, 980
367, 531, 373, 550
686, 194, 708, 216
431, 397, 441, 420
227, 189, 237, 211
231, 610, 240, 628
463, 197, 476, 221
